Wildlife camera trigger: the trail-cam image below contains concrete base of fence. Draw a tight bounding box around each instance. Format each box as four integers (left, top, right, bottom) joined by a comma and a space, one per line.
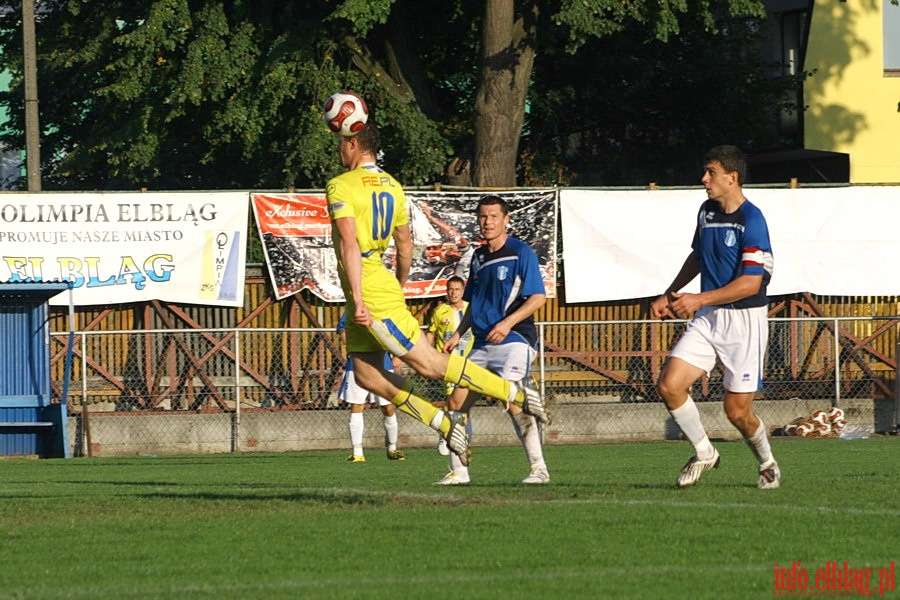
68, 397, 890, 458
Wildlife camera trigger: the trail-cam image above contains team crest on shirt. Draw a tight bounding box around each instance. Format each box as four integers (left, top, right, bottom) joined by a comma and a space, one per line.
724, 230, 737, 247
497, 266, 509, 280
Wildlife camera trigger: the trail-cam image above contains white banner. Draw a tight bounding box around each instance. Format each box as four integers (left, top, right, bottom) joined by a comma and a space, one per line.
0, 192, 248, 306
561, 186, 900, 302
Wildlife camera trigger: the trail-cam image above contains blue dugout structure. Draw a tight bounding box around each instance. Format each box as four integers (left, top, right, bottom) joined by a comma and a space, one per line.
0, 282, 73, 458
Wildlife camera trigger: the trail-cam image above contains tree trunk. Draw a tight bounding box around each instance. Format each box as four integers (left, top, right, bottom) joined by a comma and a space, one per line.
472, 0, 538, 187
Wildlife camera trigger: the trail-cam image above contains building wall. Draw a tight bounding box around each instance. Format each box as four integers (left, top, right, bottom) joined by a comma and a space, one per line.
804, 0, 900, 183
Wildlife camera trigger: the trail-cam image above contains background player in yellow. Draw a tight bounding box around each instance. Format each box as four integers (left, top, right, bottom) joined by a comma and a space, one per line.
426, 275, 473, 455
325, 116, 548, 464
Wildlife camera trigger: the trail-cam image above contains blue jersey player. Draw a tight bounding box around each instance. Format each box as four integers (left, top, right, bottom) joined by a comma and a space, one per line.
437, 195, 551, 486
649, 145, 780, 490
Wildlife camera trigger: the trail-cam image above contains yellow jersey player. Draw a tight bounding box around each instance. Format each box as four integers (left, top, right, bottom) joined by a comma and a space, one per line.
426, 275, 473, 455
326, 117, 548, 465
426, 276, 474, 377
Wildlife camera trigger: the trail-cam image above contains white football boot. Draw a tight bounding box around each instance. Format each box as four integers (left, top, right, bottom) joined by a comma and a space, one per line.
757, 460, 781, 490
676, 448, 721, 488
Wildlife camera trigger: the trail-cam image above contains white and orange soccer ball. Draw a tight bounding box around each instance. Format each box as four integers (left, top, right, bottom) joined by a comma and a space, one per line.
323, 91, 369, 136
811, 409, 829, 425
827, 407, 847, 432
794, 421, 816, 437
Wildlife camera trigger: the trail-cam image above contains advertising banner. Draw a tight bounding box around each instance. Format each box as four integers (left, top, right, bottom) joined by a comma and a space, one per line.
252, 189, 558, 302
0, 192, 248, 306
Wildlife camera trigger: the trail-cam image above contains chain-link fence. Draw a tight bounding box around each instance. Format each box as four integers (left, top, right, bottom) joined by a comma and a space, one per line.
51, 316, 899, 457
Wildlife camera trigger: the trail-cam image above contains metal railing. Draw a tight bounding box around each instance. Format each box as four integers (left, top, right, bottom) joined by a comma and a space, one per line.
49, 316, 899, 456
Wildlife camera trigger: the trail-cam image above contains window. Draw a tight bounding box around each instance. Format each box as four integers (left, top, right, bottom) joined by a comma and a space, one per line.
885, 0, 900, 76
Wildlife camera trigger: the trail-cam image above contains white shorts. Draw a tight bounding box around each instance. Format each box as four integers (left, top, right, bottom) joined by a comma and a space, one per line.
338, 367, 391, 407
467, 342, 536, 382
670, 305, 768, 393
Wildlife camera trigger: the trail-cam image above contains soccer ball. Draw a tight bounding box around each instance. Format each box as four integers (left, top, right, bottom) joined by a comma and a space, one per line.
323, 91, 369, 136
829, 407, 847, 432
810, 409, 829, 425
795, 421, 816, 437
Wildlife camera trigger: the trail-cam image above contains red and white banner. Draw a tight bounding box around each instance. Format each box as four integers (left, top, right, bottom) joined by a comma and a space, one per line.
251, 189, 558, 302
0, 192, 248, 307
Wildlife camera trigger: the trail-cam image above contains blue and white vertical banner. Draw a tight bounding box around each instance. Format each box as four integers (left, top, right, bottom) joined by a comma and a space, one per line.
0, 192, 248, 307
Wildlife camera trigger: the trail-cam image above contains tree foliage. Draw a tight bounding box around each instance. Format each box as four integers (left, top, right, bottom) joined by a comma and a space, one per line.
0, 0, 450, 190
0, 0, 793, 190
526, 6, 800, 186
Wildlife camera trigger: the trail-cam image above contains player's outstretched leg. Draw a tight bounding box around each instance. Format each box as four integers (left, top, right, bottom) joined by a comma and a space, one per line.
444, 354, 551, 425
388, 381, 470, 466
517, 376, 552, 425
445, 411, 472, 466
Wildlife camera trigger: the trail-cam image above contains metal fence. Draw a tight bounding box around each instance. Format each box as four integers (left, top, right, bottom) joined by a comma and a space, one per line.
50, 316, 900, 457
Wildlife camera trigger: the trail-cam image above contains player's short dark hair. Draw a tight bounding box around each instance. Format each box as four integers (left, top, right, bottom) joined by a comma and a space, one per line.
447, 275, 465, 288
478, 194, 509, 215
704, 145, 747, 185
355, 121, 381, 155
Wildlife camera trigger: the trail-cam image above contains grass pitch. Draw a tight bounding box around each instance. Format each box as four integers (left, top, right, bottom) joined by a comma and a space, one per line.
0, 437, 897, 599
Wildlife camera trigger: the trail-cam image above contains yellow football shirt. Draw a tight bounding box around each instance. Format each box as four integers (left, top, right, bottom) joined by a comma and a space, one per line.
327, 163, 419, 352
428, 301, 473, 357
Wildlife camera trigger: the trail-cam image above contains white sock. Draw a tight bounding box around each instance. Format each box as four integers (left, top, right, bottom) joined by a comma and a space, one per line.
348, 412, 364, 456
510, 411, 546, 470
449, 450, 469, 479
745, 419, 774, 467
429, 410, 444, 431
669, 396, 715, 460
383, 413, 398, 451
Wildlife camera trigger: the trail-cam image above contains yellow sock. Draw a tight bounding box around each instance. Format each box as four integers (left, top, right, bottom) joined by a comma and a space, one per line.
445, 354, 517, 404
391, 381, 449, 436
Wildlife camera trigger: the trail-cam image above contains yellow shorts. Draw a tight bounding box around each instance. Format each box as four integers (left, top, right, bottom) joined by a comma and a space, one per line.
343, 266, 422, 355
345, 308, 422, 356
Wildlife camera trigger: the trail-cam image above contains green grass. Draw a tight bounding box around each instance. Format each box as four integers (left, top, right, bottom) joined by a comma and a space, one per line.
1, 438, 897, 599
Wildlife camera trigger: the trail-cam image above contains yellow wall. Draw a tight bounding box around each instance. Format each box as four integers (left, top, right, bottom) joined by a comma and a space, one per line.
804, 0, 900, 183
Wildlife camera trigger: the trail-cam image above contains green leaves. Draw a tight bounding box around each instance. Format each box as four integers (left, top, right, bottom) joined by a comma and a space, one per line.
327, 0, 396, 36
0, 0, 781, 190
